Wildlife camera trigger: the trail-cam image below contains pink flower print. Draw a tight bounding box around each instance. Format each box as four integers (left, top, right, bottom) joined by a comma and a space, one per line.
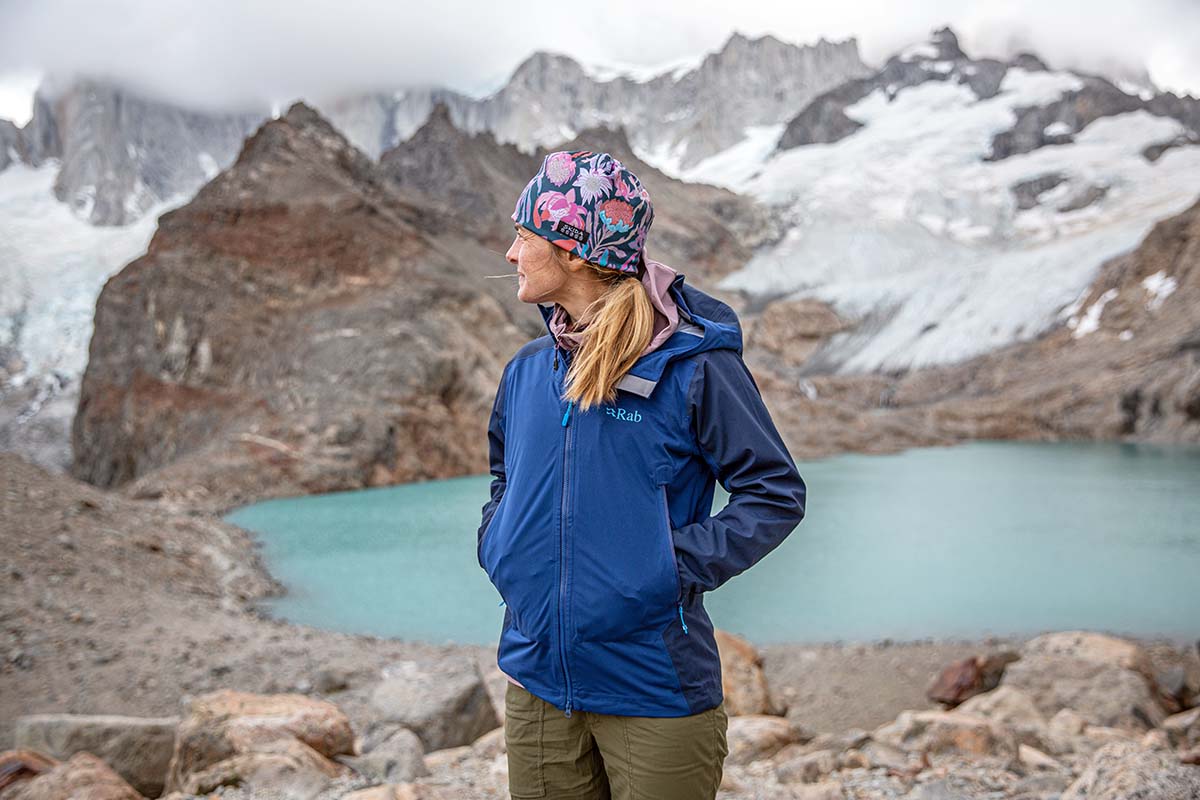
533, 190, 587, 228
545, 152, 576, 186
573, 167, 613, 204
598, 199, 635, 233
614, 174, 636, 200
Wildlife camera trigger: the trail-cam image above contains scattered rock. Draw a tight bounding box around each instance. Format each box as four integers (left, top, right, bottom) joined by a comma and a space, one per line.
715, 628, 781, 716
775, 748, 837, 783
725, 714, 804, 765
784, 780, 846, 799
1018, 743, 1063, 771
1062, 740, 1200, 799
956, 685, 1051, 751
870, 709, 1017, 758
469, 726, 505, 760
13, 713, 179, 797
341, 726, 428, 784
369, 657, 497, 751
314, 661, 357, 694
926, 651, 1018, 705
0, 751, 142, 800
164, 689, 354, 795
0, 749, 59, 793
342, 782, 468, 799
1161, 706, 1200, 749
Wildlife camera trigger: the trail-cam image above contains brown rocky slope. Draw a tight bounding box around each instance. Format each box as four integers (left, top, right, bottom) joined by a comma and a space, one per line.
69, 102, 530, 513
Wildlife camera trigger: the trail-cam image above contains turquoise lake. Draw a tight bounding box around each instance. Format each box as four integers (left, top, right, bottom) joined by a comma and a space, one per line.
222, 441, 1200, 646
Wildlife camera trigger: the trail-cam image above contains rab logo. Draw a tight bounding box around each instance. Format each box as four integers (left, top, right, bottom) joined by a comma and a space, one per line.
605, 406, 642, 423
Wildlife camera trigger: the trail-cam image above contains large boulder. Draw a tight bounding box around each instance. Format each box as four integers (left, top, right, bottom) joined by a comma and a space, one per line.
1001, 632, 1167, 731
0, 752, 142, 800
164, 689, 354, 796
1062, 740, 1200, 799
715, 628, 780, 716
369, 657, 497, 751
14, 713, 178, 797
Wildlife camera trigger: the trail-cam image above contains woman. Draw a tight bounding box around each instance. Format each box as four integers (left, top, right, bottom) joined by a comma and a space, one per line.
478, 149, 807, 799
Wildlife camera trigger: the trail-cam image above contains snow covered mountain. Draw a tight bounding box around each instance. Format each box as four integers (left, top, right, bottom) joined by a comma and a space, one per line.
0, 31, 869, 227
13, 77, 264, 225
677, 27, 1200, 374
319, 32, 870, 169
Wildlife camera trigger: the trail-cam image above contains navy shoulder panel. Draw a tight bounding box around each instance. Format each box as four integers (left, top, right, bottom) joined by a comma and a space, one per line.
512, 335, 554, 364
677, 283, 741, 329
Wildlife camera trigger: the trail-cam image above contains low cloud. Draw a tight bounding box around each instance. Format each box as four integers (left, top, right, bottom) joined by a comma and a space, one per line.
0, 0, 1195, 122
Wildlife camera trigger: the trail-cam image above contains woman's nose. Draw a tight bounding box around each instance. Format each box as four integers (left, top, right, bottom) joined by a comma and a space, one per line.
505, 237, 520, 264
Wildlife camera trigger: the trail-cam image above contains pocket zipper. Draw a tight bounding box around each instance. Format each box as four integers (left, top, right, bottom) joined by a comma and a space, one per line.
660, 484, 688, 636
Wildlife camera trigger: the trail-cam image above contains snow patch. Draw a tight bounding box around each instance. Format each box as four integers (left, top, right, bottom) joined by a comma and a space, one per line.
1070, 288, 1118, 338
1044, 121, 1072, 136
1141, 270, 1177, 310
578, 53, 706, 85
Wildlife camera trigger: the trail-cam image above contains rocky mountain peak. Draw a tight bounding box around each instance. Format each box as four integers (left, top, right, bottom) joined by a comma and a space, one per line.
928, 26, 967, 61
409, 101, 460, 142
507, 50, 588, 88
226, 99, 379, 193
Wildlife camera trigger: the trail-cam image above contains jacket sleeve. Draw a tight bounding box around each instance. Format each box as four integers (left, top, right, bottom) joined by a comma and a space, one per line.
477, 362, 510, 567
671, 348, 807, 599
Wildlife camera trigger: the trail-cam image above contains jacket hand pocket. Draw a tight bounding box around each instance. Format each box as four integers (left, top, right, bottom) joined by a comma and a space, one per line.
478, 493, 506, 576
658, 483, 683, 605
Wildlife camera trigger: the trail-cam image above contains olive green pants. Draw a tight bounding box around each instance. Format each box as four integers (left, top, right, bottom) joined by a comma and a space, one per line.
503, 681, 729, 799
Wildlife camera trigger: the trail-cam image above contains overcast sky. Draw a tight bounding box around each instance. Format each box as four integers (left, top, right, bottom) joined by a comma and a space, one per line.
1, 0, 1198, 124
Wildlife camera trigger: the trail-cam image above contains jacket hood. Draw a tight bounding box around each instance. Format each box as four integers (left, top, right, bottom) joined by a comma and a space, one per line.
537, 265, 742, 399
545, 258, 683, 357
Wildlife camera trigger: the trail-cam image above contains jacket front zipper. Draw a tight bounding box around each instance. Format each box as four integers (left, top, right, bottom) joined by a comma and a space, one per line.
556, 344, 575, 717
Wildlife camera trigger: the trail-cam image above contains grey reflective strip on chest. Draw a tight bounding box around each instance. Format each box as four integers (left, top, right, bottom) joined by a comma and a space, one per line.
615, 322, 705, 397
615, 373, 657, 397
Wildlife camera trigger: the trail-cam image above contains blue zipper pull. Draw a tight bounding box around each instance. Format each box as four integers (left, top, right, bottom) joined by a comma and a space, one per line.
564, 698, 572, 718
561, 399, 573, 427
553, 349, 559, 371
678, 603, 689, 634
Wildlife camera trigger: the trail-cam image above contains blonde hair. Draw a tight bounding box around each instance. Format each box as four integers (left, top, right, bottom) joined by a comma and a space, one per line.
552, 247, 656, 412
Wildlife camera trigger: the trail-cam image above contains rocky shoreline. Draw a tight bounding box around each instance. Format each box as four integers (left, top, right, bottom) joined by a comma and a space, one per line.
3, 450, 1199, 798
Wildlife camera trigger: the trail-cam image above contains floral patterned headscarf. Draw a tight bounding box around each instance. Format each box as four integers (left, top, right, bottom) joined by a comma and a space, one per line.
511, 150, 654, 275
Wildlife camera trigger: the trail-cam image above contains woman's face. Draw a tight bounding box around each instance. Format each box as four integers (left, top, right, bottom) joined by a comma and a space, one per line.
506, 224, 569, 304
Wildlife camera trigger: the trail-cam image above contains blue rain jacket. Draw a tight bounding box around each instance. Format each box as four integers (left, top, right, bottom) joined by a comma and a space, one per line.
477, 272, 807, 718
